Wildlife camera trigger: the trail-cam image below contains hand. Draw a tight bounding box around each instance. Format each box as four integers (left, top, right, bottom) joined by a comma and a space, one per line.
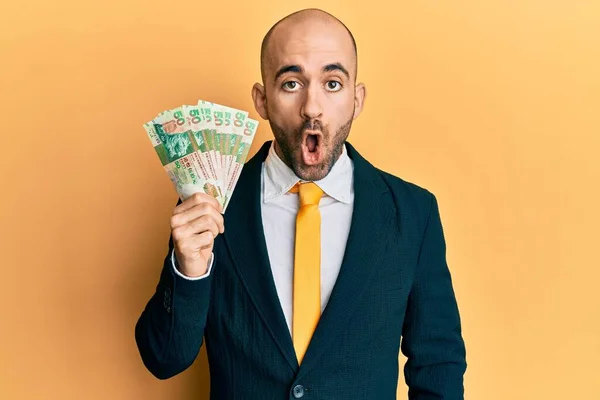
170, 193, 224, 278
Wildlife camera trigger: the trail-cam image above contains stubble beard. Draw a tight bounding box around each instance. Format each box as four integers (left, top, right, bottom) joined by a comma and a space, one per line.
270, 116, 354, 181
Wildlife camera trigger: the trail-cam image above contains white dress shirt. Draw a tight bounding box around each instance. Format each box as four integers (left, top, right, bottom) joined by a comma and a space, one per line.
172, 141, 354, 333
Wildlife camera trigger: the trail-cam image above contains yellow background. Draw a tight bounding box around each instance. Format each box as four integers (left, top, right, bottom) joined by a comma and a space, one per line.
1, 1, 599, 399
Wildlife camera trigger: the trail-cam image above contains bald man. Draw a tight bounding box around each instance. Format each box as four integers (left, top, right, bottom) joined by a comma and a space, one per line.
136, 9, 467, 399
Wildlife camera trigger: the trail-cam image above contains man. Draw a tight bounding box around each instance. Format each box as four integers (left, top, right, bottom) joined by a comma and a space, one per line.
135, 8, 467, 399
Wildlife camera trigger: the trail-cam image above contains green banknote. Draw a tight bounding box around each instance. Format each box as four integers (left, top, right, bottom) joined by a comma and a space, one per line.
222, 117, 259, 211
143, 121, 223, 203
143, 99, 259, 209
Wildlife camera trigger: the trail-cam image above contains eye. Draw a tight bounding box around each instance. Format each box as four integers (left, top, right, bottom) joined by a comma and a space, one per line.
282, 81, 301, 91
326, 81, 342, 92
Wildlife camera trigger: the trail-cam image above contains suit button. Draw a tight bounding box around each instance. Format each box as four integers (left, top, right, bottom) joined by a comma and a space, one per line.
292, 384, 304, 398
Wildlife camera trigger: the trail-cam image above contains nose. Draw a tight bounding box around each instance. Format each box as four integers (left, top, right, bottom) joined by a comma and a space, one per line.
300, 84, 323, 121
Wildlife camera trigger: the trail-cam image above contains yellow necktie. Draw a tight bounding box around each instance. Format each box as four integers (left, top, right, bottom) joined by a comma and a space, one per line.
289, 182, 324, 364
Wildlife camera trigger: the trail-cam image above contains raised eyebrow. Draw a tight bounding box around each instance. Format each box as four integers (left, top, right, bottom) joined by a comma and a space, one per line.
274, 65, 303, 82
323, 63, 350, 79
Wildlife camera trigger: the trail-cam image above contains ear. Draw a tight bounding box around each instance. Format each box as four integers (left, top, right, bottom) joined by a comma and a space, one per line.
252, 83, 269, 120
352, 82, 366, 120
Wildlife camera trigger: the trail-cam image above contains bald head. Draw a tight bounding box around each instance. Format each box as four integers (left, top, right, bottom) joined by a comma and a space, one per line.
260, 9, 358, 84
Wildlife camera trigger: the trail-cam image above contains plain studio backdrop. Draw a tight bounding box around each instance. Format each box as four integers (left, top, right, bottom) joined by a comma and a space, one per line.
1, 1, 598, 399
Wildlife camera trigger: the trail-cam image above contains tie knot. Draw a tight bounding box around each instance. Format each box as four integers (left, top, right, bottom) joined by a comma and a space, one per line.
290, 182, 323, 206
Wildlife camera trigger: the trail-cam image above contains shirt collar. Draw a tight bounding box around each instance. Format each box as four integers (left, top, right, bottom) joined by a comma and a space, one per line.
263, 141, 354, 204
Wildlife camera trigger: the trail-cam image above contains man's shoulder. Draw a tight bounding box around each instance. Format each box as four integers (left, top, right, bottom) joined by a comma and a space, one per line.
346, 142, 434, 212
377, 168, 431, 197
372, 167, 436, 220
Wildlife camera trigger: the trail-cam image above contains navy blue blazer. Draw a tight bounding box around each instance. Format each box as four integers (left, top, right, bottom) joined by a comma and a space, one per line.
135, 140, 467, 399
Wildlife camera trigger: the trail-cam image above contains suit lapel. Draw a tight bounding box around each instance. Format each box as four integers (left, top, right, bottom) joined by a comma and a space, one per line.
295, 142, 397, 379
222, 140, 398, 378
222, 141, 299, 373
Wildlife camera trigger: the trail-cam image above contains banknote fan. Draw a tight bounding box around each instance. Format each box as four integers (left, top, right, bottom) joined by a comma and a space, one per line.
143, 100, 259, 212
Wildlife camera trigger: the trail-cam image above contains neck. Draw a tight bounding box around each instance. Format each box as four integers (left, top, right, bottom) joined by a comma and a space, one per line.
273, 139, 291, 169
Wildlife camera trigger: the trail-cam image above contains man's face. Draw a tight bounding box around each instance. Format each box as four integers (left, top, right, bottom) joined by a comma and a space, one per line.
253, 18, 365, 181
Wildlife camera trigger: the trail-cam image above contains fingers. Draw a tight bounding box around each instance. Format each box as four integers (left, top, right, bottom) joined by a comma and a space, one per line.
188, 214, 220, 238
170, 202, 225, 233
194, 231, 215, 250
176, 231, 214, 255
170, 193, 224, 266
174, 193, 222, 215
173, 213, 220, 240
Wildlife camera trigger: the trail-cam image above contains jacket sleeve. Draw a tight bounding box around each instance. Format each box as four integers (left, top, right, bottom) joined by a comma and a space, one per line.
134, 201, 215, 380
401, 193, 467, 399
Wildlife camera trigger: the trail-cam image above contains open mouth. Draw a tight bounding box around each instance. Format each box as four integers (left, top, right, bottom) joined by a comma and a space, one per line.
301, 130, 323, 166
306, 134, 318, 152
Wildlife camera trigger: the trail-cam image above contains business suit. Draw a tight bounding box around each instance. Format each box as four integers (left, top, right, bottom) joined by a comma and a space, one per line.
135, 140, 467, 399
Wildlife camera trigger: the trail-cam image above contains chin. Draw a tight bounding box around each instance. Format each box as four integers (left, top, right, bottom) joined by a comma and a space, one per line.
291, 153, 334, 181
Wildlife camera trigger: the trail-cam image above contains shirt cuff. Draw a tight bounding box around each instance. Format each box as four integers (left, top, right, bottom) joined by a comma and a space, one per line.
171, 248, 214, 280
